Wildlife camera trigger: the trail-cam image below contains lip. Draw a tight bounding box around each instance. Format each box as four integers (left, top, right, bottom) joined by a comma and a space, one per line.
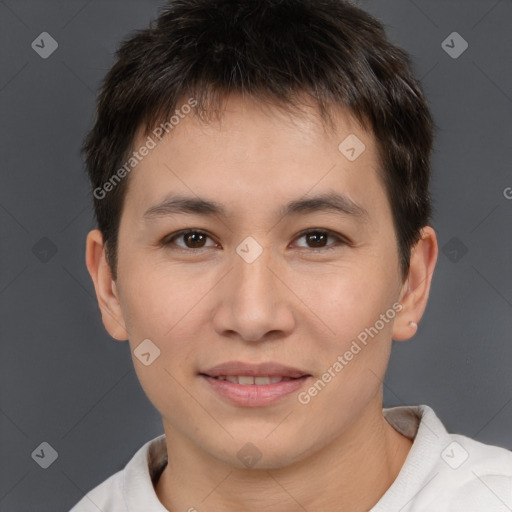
199, 361, 312, 407
200, 374, 311, 407
200, 361, 310, 379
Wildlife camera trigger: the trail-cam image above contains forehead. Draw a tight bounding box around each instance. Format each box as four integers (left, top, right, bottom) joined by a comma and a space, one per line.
123, 95, 388, 223
138, 94, 369, 156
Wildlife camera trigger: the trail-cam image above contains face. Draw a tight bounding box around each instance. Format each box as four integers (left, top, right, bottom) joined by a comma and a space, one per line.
101, 95, 411, 468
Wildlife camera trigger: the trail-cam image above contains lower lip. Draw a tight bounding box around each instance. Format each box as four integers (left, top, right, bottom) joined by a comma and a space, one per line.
200, 375, 310, 407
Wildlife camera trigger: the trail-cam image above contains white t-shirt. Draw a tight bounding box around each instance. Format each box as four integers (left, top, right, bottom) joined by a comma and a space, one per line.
69, 404, 512, 511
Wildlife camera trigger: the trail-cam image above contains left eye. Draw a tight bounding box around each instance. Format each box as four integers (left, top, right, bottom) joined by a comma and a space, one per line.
293, 229, 346, 250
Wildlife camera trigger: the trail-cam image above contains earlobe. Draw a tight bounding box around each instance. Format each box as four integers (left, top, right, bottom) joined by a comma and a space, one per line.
85, 229, 129, 341
392, 226, 438, 341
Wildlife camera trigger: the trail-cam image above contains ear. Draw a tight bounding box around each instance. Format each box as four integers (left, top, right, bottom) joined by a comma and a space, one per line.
392, 226, 438, 341
85, 229, 129, 341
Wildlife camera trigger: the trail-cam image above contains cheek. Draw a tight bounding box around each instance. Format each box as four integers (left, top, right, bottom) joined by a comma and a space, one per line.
296, 273, 395, 420
301, 263, 396, 338
295, 266, 398, 404
118, 255, 203, 335
117, 268, 204, 412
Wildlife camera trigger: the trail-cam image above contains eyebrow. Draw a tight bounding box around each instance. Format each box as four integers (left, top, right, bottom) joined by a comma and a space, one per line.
143, 192, 369, 222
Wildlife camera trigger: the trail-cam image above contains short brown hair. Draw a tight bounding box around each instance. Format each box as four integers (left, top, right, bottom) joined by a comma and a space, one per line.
82, 0, 435, 280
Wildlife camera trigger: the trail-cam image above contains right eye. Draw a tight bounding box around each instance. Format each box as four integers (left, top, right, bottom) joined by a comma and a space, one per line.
160, 229, 219, 250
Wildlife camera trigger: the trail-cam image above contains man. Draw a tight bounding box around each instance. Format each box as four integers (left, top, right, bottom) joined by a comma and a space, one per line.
71, 1, 512, 510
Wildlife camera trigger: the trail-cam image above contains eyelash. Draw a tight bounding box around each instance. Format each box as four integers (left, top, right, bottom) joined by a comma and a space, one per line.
159, 228, 349, 253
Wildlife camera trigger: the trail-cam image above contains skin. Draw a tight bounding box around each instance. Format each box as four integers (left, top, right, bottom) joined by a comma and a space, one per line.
86, 94, 438, 512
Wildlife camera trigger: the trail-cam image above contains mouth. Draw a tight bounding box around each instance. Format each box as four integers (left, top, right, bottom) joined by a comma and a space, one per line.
198, 374, 305, 385
200, 360, 310, 380
198, 365, 312, 407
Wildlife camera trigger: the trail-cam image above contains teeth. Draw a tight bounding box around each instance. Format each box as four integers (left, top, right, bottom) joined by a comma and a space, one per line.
212, 375, 294, 384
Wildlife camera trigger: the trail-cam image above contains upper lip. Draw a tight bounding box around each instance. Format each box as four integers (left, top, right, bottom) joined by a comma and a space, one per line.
200, 361, 310, 378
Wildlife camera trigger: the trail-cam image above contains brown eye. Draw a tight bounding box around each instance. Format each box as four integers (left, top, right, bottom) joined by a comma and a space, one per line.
182, 231, 207, 248
294, 229, 347, 251
305, 231, 328, 248
163, 230, 217, 250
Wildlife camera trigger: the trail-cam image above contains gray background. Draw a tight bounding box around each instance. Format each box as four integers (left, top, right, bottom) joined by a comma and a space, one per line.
0, 0, 511, 510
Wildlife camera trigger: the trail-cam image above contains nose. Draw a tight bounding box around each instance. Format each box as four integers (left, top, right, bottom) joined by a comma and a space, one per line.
211, 243, 296, 343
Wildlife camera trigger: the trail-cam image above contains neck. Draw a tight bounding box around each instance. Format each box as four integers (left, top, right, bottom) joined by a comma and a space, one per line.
155, 394, 412, 512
